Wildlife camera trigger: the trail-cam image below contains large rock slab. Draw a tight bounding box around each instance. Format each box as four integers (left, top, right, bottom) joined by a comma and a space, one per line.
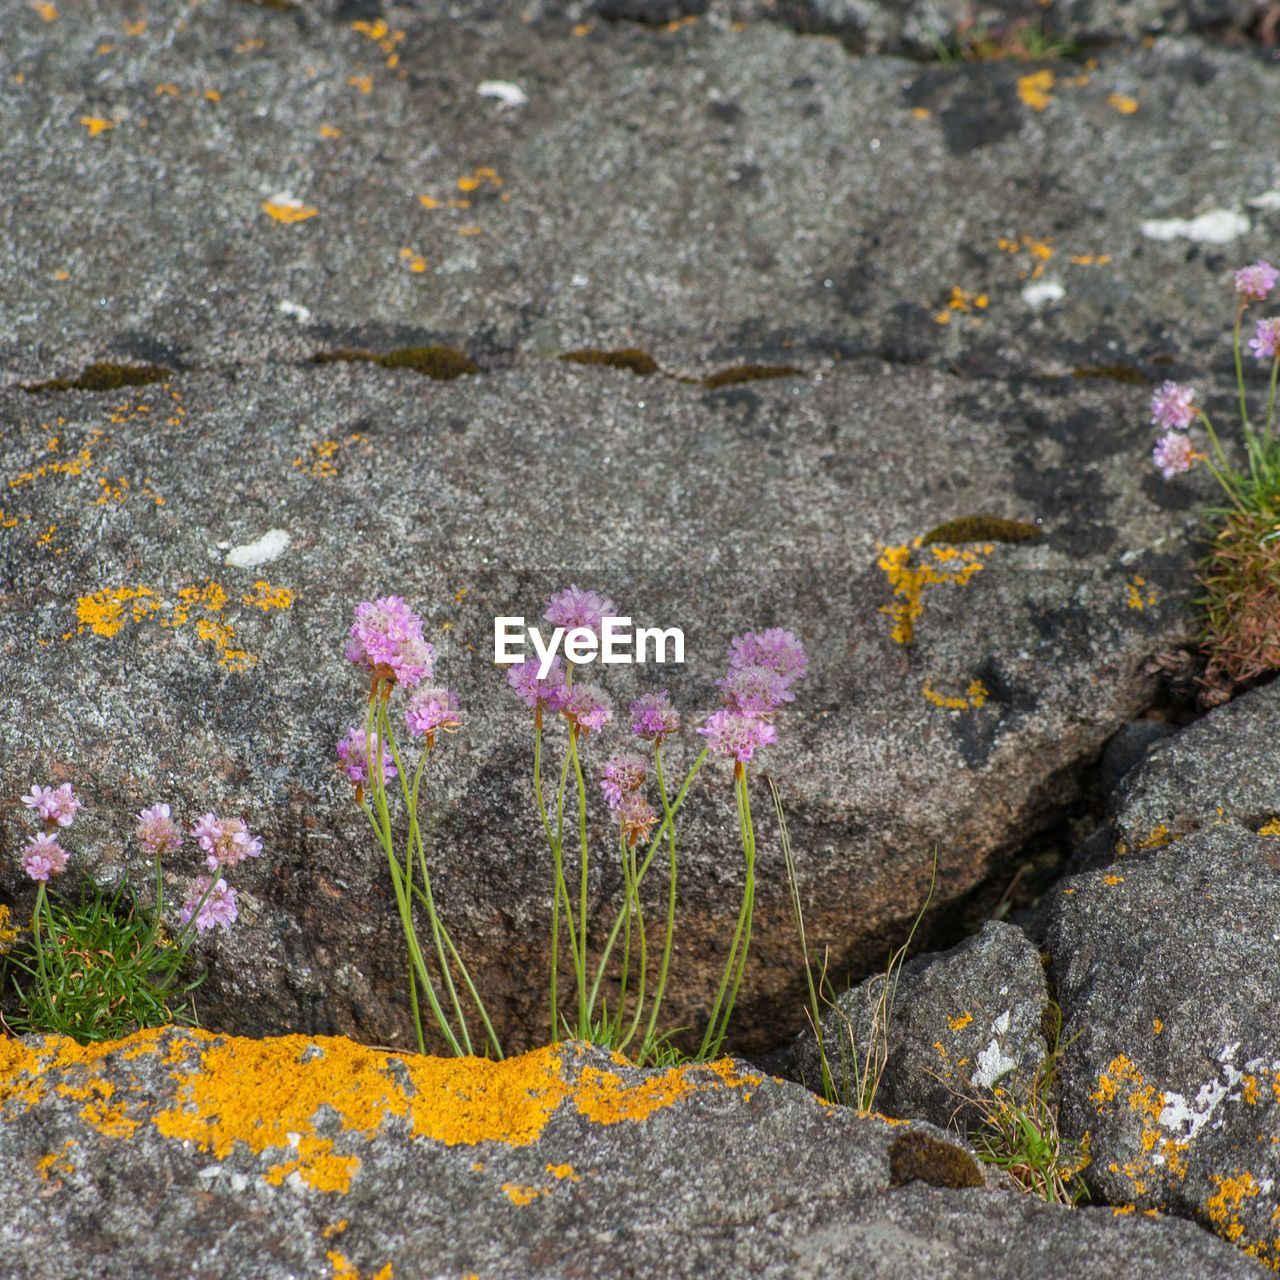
1, 2, 1278, 385
0, 358, 1199, 1050
0, 1027, 1265, 1279
1046, 684, 1280, 1265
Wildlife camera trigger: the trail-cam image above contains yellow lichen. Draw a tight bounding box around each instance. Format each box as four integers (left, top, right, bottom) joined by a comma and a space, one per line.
262, 200, 318, 224
1126, 576, 1158, 611
1258, 819, 1280, 838
1135, 825, 1171, 851
923, 679, 988, 711
1017, 70, 1054, 111
877, 537, 989, 645
241, 581, 294, 612
948, 1012, 974, 1032
1107, 92, 1138, 115
501, 1182, 544, 1206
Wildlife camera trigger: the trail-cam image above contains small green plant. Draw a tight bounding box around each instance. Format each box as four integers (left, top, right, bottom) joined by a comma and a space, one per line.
776, 772, 936, 1115
926, 16, 1077, 63
954, 1004, 1090, 1205
1145, 260, 1280, 687
9, 785, 262, 1044
7, 882, 198, 1042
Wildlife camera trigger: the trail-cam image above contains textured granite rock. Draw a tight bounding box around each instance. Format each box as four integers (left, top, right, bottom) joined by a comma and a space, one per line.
0, 2, 1278, 384
1045, 684, 1280, 1265
0, 358, 1199, 1052
0, 1027, 1265, 1280
783, 920, 1050, 1130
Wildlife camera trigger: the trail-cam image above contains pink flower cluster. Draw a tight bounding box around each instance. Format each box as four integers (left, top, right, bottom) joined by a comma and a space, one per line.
1149, 381, 1200, 479
600, 751, 656, 845
1249, 317, 1280, 363
629, 691, 680, 744
544, 585, 616, 637
180, 876, 239, 934
405, 686, 462, 739
345, 596, 434, 689
336, 727, 397, 786
698, 629, 807, 764
1235, 261, 1278, 304
192, 813, 263, 871
19, 782, 82, 881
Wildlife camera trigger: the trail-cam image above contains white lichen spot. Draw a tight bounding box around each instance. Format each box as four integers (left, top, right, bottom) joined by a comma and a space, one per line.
1022, 280, 1065, 308
1247, 191, 1280, 212
226, 529, 291, 569
973, 1038, 1018, 1089
476, 80, 527, 109
1140, 209, 1250, 244
278, 300, 312, 323
1159, 1046, 1246, 1141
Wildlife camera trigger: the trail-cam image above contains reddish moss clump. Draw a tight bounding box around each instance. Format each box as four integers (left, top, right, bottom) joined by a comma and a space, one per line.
922, 514, 1040, 546
1201, 507, 1280, 684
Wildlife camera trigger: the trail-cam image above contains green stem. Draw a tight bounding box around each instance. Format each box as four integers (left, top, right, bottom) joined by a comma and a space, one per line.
616, 825, 632, 1031
587, 748, 708, 1018
699, 770, 756, 1060
619, 836, 648, 1053
1266, 354, 1280, 444
642, 744, 680, 1056
568, 725, 591, 1036
534, 716, 559, 1040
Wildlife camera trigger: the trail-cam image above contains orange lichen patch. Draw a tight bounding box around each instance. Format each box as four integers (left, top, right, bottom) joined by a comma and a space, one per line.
458, 226, 483, 237
1258, 819, 1280, 837
1126, 576, 1158, 611
294, 433, 368, 479
242, 581, 294, 612
79, 116, 116, 136
1207, 1171, 1261, 1244
457, 167, 502, 193
1135, 825, 1171, 851
1107, 92, 1139, 115
204, 89, 221, 102
262, 200, 319, 224
36, 1140, 76, 1181
573, 1065, 693, 1124
155, 83, 181, 97
266, 1135, 361, 1194
911, 106, 931, 119
75, 585, 162, 637
877, 537, 989, 645
1113, 1204, 1136, 1216
501, 1182, 544, 1206
948, 1012, 974, 1032
320, 124, 343, 139
32, 2, 59, 19
418, 194, 440, 209
931, 285, 989, 325
123, 18, 146, 35
398, 247, 428, 272
348, 74, 373, 95
923, 678, 989, 711
329, 1254, 389, 1280
1153, 1019, 1164, 1035
571, 22, 591, 35
0, 905, 20, 953
546, 1162, 580, 1182
1017, 69, 1054, 111
81, 1098, 138, 1139
1102, 874, 1124, 886
1070, 253, 1112, 266
323, 1220, 349, 1239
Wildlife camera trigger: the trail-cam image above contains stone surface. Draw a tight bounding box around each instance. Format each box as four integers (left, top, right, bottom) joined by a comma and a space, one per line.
1109, 680, 1280, 848
783, 920, 1050, 1130
1045, 684, 1280, 1265
2, 0, 1272, 1056
0, 358, 1199, 1053
0, 1026, 1266, 1280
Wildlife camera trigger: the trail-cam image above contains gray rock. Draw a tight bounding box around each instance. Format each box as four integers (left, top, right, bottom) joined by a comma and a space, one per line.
1110, 681, 1280, 851
0, 358, 1198, 1052
1, 3, 1278, 386
1099, 717, 1177, 798
785, 920, 1050, 1131
1048, 820, 1280, 1262
0, 1026, 1264, 1280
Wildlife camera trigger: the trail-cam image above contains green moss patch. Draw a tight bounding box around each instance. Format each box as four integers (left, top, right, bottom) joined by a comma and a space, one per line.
889, 1131, 985, 1189
559, 348, 661, 377
311, 347, 480, 381
24, 362, 171, 394
922, 515, 1041, 546
702, 364, 804, 389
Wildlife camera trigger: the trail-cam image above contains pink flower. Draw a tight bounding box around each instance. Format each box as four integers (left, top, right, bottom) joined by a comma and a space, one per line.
180, 876, 239, 933
405, 686, 462, 739
1153, 431, 1196, 479
697, 709, 777, 764
630, 691, 681, 744
727, 629, 808, 683
191, 814, 263, 871
136, 803, 183, 856
1248, 317, 1280, 362
601, 751, 647, 810
1235, 261, 1279, 302
617, 791, 658, 846
543, 585, 616, 640
336, 728, 396, 786
22, 832, 69, 881
22, 783, 82, 828
345, 596, 434, 689
1150, 381, 1198, 431
561, 682, 613, 735
506, 657, 568, 711
718, 664, 794, 718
